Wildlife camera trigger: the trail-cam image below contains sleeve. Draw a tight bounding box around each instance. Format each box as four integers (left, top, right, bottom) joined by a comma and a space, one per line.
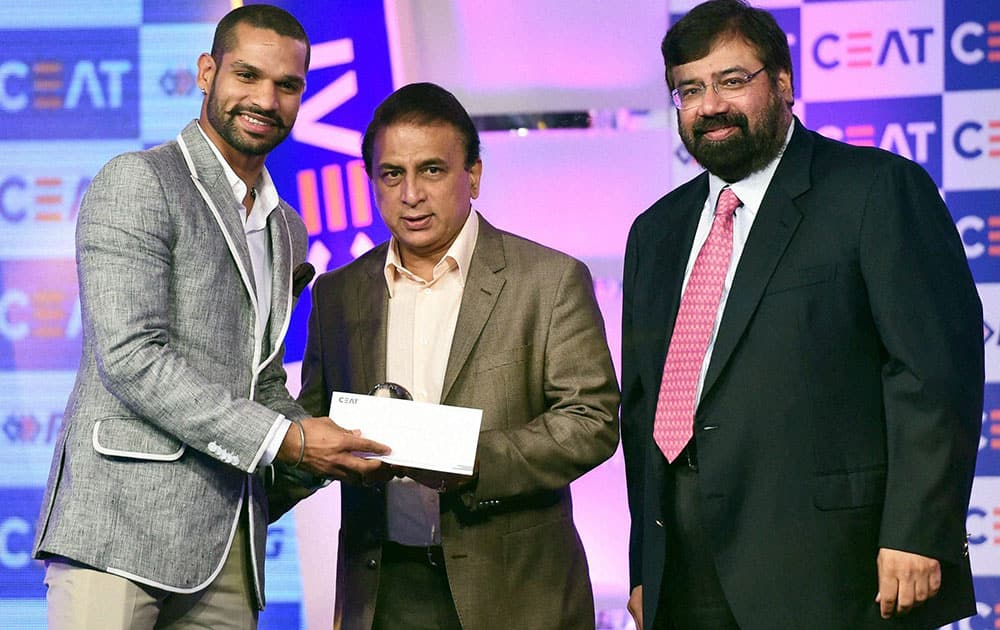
860, 157, 984, 564
255, 337, 310, 422
297, 275, 331, 419
266, 276, 333, 519
77, 153, 293, 472
621, 219, 647, 590
460, 258, 621, 508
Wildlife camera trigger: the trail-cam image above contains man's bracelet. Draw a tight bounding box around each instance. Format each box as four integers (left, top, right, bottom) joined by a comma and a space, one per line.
290, 419, 306, 469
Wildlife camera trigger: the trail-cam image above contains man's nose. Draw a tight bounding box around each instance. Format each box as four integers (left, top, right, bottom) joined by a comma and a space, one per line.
250, 81, 280, 112
696, 84, 730, 116
399, 175, 424, 206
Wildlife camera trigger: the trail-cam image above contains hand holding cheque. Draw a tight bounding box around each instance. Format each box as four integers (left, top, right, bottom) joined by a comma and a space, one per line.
277, 416, 390, 484
329, 390, 483, 491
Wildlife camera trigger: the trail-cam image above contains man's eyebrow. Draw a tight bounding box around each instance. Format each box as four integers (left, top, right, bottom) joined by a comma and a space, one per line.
229, 60, 304, 86
675, 65, 750, 85
229, 60, 260, 73
417, 158, 446, 169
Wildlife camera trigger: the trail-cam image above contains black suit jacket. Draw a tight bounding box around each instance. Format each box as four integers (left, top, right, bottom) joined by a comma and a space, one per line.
622, 119, 983, 629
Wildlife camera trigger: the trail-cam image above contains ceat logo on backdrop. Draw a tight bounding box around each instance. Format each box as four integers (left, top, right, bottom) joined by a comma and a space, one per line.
812, 26, 934, 70
975, 385, 1000, 475
939, 577, 1000, 629
943, 90, 1000, 192
806, 95, 943, 186
0, 260, 81, 371
945, 0, 1000, 91
0, 174, 87, 225
0, 488, 44, 599
0, 29, 137, 139
800, 1, 943, 102
953, 117, 1000, 161
948, 192, 1000, 281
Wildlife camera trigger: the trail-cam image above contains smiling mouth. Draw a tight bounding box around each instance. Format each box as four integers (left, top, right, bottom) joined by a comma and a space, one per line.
236, 110, 280, 134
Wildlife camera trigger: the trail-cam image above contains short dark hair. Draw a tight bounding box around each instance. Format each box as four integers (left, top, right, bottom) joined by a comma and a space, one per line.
211, 4, 311, 72
362, 82, 481, 176
661, 0, 792, 95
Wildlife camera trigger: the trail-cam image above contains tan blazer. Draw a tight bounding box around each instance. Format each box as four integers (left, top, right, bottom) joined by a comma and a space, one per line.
296, 215, 620, 629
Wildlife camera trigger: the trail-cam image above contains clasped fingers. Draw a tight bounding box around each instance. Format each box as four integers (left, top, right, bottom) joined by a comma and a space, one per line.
876, 548, 941, 619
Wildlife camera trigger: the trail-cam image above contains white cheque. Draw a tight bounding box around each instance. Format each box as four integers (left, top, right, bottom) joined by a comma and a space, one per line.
329, 391, 482, 475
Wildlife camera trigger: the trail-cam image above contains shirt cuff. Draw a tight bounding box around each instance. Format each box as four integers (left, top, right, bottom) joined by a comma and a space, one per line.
259, 415, 292, 468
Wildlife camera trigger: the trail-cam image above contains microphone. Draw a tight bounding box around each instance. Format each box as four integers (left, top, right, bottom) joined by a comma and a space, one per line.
292, 262, 316, 298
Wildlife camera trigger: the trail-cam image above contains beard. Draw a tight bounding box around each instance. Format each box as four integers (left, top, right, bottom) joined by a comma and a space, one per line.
205, 80, 291, 157
679, 88, 789, 183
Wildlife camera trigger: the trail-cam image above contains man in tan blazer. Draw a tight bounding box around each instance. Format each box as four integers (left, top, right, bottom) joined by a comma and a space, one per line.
294, 82, 620, 629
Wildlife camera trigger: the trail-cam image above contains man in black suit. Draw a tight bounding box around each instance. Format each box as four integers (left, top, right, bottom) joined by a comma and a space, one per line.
621, 1, 983, 628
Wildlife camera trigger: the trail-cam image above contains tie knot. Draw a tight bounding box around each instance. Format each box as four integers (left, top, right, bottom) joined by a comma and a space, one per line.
715, 188, 741, 218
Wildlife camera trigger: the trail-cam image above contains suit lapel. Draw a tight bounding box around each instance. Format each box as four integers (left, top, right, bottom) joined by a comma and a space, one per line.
701, 121, 812, 399
177, 122, 257, 309
441, 216, 506, 403
264, 206, 292, 360
360, 247, 389, 390
645, 176, 708, 387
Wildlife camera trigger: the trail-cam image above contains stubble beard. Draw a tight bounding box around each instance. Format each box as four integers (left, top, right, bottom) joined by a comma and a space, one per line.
205, 78, 291, 157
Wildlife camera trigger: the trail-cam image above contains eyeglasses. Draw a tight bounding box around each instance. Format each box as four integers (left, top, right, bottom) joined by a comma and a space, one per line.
671, 67, 767, 110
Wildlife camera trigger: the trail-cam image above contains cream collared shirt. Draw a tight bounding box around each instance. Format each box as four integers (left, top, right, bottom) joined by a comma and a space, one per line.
383, 208, 480, 546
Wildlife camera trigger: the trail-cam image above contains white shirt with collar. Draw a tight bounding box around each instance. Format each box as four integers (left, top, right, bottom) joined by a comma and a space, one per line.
383, 208, 480, 546
196, 122, 289, 468
684, 120, 795, 405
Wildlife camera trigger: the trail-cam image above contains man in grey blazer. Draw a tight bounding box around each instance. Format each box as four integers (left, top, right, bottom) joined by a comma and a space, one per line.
287, 82, 620, 629
33, 6, 387, 629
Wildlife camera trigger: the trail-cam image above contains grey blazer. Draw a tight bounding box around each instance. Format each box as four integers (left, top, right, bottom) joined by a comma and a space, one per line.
296, 216, 621, 629
33, 121, 310, 608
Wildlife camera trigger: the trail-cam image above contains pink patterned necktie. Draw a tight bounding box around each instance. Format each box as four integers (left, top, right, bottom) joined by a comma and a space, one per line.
653, 187, 741, 462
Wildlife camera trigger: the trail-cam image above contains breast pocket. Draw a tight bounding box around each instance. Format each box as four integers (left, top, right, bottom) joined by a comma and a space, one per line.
764, 263, 836, 296
474, 343, 531, 373
471, 344, 533, 430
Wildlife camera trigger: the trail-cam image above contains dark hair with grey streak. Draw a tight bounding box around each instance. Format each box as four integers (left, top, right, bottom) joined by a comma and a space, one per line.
362, 82, 481, 176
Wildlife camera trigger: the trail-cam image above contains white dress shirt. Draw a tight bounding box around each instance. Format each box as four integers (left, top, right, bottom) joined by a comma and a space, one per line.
383, 209, 480, 546
684, 120, 795, 405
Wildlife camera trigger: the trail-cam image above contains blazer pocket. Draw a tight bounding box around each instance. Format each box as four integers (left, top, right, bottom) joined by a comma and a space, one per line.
474, 343, 531, 373
93, 416, 185, 461
764, 263, 836, 296
812, 467, 886, 511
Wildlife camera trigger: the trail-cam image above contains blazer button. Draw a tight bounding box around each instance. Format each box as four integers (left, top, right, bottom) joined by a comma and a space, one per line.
366, 559, 377, 570
655, 519, 664, 528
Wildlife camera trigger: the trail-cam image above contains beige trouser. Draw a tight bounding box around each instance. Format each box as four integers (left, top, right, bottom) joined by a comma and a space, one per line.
44, 521, 257, 630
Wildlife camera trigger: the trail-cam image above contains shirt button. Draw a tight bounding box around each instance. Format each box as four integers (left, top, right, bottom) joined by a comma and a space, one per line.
423, 288, 431, 295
